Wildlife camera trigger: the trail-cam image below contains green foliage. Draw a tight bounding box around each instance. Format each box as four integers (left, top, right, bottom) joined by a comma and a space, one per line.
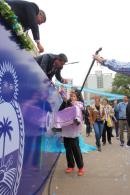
112, 73, 130, 95
0, 0, 34, 51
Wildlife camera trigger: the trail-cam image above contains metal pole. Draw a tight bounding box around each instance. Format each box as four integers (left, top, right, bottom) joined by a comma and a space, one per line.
65, 61, 79, 65
80, 47, 102, 92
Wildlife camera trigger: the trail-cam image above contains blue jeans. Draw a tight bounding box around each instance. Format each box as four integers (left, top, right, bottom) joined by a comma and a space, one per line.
93, 122, 104, 147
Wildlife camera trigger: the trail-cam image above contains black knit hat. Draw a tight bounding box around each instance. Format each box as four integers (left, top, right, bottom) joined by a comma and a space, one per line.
58, 53, 68, 63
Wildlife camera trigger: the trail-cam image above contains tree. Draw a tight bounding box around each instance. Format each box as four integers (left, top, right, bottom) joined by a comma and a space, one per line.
0, 117, 13, 166
112, 73, 130, 95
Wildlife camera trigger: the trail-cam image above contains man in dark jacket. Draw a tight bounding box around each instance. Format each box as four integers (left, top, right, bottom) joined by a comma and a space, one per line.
7, 0, 46, 53
35, 53, 68, 84
126, 99, 130, 146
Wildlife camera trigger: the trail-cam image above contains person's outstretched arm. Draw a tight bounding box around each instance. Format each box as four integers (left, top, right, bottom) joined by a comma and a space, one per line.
93, 55, 130, 76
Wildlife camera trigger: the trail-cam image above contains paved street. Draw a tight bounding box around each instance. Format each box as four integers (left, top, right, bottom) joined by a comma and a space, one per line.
44, 131, 130, 195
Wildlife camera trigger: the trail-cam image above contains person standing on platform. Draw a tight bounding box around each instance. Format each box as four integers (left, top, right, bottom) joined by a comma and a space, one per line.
7, 0, 46, 53
35, 53, 68, 84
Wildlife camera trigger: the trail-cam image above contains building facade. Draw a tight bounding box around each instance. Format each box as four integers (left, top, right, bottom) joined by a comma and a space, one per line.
84, 71, 113, 101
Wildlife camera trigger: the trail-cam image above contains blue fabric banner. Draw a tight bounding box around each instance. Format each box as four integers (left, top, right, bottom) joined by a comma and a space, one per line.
56, 82, 124, 99
41, 134, 96, 153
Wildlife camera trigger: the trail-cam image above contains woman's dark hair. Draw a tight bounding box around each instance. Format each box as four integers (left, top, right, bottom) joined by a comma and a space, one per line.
71, 89, 84, 102
58, 53, 68, 63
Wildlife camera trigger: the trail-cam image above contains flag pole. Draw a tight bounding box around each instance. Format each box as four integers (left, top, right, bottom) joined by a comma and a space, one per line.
80, 47, 102, 92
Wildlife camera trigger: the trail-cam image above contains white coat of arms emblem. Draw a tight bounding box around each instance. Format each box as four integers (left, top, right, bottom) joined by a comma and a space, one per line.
0, 62, 25, 195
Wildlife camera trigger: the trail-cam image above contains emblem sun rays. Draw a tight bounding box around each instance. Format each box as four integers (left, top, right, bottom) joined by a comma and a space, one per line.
0, 61, 19, 102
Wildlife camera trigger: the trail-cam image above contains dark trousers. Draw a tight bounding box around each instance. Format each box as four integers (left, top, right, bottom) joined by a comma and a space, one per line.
114, 121, 119, 137
127, 124, 130, 146
64, 137, 84, 169
102, 121, 112, 143
127, 139, 130, 146
86, 123, 92, 135
23, 135, 42, 167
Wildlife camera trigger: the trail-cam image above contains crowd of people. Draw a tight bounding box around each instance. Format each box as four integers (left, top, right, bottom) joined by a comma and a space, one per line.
56, 86, 130, 176
84, 95, 130, 151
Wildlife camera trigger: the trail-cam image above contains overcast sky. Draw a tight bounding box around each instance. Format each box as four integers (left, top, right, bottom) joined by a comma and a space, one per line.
29, 0, 130, 86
